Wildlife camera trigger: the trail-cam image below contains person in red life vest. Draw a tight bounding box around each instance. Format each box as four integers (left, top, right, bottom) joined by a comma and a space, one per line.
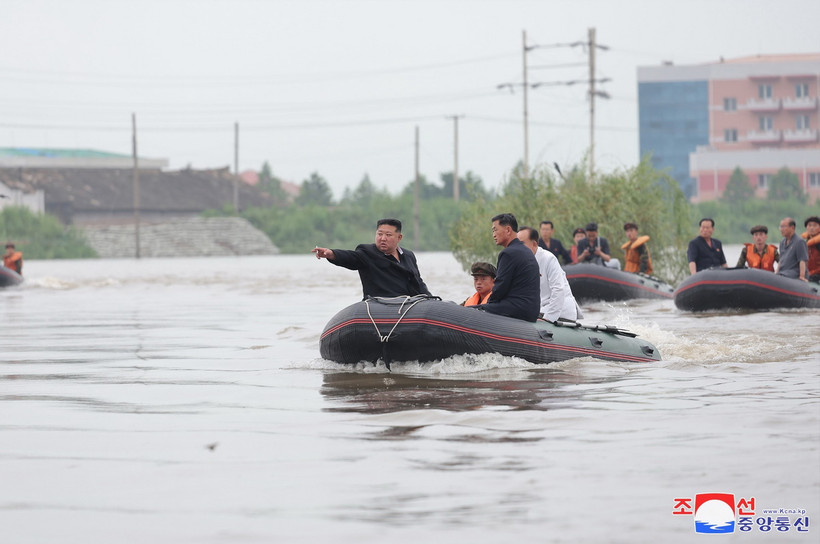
461, 261, 496, 306
802, 215, 820, 283
569, 227, 586, 264
621, 222, 653, 275
736, 225, 779, 272
3, 242, 23, 275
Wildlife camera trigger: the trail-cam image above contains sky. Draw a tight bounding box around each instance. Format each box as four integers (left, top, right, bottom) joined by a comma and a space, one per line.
1, 0, 818, 198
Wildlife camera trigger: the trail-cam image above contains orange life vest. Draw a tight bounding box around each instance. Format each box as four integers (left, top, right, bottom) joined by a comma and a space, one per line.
463, 291, 491, 306
3, 251, 22, 274
803, 232, 820, 276
742, 243, 777, 271
621, 235, 653, 275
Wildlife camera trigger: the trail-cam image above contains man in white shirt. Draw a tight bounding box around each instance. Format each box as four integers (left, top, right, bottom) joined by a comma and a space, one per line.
517, 226, 583, 322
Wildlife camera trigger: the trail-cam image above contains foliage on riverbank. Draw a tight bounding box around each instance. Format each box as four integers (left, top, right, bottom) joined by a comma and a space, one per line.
0, 206, 97, 259
450, 158, 692, 284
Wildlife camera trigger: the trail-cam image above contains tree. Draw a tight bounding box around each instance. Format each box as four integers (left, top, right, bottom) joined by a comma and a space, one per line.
341, 173, 389, 206
440, 170, 490, 202
768, 167, 806, 202
295, 172, 334, 206
258, 161, 288, 205
721, 167, 754, 203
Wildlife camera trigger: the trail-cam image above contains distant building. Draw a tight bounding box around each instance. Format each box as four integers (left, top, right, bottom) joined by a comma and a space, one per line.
0, 148, 272, 225
638, 54, 820, 202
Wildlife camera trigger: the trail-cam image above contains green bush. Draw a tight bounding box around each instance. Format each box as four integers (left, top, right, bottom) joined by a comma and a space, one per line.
0, 206, 97, 259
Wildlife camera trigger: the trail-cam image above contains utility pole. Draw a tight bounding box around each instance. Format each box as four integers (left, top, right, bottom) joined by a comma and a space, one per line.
414, 126, 420, 250
522, 29, 530, 179
131, 113, 140, 259
233, 122, 239, 212
588, 27, 596, 182
447, 115, 464, 201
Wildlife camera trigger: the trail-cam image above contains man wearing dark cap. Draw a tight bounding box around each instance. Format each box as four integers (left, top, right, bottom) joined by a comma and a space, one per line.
802, 216, 820, 282
576, 222, 616, 268
736, 225, 778, 271
461, 262, 496, 306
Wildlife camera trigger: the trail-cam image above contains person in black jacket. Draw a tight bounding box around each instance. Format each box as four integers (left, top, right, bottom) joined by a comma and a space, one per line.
312, 218, 432, 299
477, 213, 540, 322
537, 220, 572, 264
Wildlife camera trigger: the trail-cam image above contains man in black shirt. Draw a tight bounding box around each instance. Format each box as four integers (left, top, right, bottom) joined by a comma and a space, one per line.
312, 218, 432, 299
537, 220, 572, 264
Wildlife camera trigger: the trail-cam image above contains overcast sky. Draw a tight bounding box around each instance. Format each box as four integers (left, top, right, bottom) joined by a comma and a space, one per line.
1, 0, 818, 197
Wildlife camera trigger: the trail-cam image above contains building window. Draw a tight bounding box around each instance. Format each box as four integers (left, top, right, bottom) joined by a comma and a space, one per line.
796, 82, 810, 98
724, 129, 738, 142
796, 115, 811, 130
809, 173, 820, 188
723, 97, 737, 111
757, 174, 771, 189
758, 84, 772, 99
759, 116, 773, 131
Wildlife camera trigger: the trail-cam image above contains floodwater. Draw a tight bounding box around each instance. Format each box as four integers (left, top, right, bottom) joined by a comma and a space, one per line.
1, 250, 818, 543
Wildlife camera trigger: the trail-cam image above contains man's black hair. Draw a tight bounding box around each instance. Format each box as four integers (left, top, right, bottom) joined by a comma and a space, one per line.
539, 220, 554, 229
377, 218, 402, 232
805, 216, 820, 227
491, 213, 518, 232
623, 222, 638, 231
519, 226, 539, 242
699, 218, 715, 227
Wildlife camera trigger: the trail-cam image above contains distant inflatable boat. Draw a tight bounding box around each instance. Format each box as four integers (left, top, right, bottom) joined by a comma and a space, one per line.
674, 267, 820, 312
0, 265, 23, 288
320, 295, 661, 367
564, 263, 675, 302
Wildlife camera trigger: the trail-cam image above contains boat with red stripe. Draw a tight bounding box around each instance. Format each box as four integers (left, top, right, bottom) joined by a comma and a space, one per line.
674, 267, 820, 312
320, 295, 661, 366
563, 263, 674, 302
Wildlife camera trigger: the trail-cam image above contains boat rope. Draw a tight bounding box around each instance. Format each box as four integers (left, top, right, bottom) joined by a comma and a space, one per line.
364, 295, 427, 343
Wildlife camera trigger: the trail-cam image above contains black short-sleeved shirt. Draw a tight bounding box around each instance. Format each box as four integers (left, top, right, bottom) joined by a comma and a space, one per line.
687, 236, 727, 272
330, 244, 432, 299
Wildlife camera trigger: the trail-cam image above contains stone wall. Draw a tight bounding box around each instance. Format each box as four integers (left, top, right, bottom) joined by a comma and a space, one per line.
82, 217, 279, 258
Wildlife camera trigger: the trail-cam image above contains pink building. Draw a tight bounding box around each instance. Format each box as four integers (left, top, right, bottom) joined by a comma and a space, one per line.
689, 54, 820, 202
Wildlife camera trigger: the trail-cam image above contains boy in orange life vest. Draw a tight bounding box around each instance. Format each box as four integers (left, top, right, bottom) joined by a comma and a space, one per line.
3, 242, 22, 275
802, 215, 820, 282
461, 261, 496, 306
736, 225, 779, 272
621, 223, 652, 275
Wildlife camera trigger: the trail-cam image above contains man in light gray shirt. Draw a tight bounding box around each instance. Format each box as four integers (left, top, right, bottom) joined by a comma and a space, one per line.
776, 217, 808, 281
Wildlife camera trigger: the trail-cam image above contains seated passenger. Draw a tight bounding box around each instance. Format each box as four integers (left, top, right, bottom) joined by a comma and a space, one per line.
569, 227, 585, 264
518, 226, 582, 322
802, 216, 820, 282
777, 217, 808, 281
3, 242, 23, 275
461, 262, 496, 306
736, 225, 778, 272
478, 213, 540, 322
687, 218, 727, 274
576, 222, 620, 269
621, 222, 653, 275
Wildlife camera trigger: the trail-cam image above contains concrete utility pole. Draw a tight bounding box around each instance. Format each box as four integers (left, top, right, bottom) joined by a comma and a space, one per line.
414, 126, 420, 250
233, 122, 239, 212
447, 115, 464, 201
588, 27, 596, 182
522, 29, 530, 179
132, 113, 140, 259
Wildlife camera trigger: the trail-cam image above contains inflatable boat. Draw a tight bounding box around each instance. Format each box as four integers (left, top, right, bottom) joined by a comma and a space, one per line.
320, 295, 661, 367
0, 265, 23, 288
563, 263, 675, 302
674, 267, 820, 312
